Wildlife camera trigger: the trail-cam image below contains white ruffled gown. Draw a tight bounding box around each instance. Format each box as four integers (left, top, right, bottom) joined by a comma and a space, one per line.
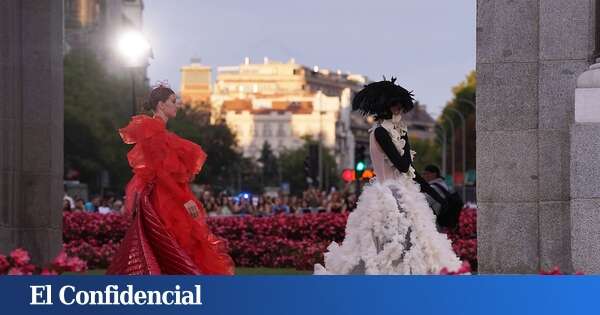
314, 117, 462, 275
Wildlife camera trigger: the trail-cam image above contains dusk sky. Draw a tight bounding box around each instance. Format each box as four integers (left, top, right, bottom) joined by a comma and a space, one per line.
143, 0, 475, 116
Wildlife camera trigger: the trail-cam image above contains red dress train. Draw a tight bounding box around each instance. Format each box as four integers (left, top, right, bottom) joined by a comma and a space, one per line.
106, 115, 234, 275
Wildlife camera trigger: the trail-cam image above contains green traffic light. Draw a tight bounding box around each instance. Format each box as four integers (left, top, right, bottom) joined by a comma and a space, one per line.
355, 161, 366, 172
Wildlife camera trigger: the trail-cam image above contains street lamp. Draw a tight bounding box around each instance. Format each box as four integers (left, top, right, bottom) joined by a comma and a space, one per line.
457, 97, 476, 111
117, 30, 151, 116
444, 108, 466, 199
440, 115, 456, 186
434, 124, 448, 175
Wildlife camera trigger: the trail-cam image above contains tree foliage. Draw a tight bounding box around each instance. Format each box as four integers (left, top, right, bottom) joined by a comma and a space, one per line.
279, 139, 340, 195
257, 141, 279, 187
64, 49, 243, 195
64, 49, 132, 193
169, 105, 244, 192
410, 137, 441, 173
438, 71, 476, 176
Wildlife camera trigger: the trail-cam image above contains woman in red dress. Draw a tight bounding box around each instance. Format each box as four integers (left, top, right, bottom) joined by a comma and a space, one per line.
106, 85, 234, 275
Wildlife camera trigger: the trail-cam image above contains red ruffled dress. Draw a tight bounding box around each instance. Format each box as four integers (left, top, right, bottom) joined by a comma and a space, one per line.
106, 115, 234, 275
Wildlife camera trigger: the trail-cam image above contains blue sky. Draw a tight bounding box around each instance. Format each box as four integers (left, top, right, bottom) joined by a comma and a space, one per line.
143, 0, 475, 116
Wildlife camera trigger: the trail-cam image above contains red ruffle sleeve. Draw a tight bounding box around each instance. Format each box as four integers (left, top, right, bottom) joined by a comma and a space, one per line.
118, 115, 234, 275
119, 115, 207, 213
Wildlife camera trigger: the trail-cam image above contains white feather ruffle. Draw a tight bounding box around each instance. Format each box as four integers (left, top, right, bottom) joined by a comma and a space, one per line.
314, 176, 462, 275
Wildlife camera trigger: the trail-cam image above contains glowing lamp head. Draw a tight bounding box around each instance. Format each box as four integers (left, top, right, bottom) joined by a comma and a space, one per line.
117, 30, 151, 66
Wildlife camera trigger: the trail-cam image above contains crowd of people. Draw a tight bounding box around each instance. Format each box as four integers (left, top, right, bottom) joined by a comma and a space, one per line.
199, 187, 358, 217
63, 193, 124, 214
63, 165, 458, 218
63, 186, 358, 217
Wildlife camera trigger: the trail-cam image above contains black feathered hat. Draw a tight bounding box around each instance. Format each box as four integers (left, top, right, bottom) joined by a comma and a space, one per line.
352, 77, 415, 119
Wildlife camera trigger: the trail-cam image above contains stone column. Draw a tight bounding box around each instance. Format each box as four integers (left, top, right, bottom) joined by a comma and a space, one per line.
477, 0, 590, 273
0, 1, 64, 263
570, 62, 600, 273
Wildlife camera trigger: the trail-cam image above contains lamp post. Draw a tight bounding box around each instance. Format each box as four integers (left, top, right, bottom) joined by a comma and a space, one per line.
317, 92, 326, 191
457, 97, 476, 111
441, 115, 456, 185
117, 30, 151, 116
444, 108, 466, 199
434, 124, 448, 175
130, 70, 136, 116
456, 97, 476, 191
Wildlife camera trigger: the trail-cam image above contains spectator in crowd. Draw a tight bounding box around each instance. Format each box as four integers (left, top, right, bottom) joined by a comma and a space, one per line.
98, 199, 112, 214
272, 197, 290, 215
326, 191, 346, 213
203, 196, 219, 216
237, 198, 253, 215
112, 199, 124, 214
288, 196, 300, 214
85, 195, 101, 212
304, 188, 323, 212
63, 199, 72, 212
296, 199, 309, 214
74, 198, 86, 211
63, 191, 74, 211
344, 193, 358, 212
216, 196, 233, 216
256, 198, 271, 216
422, 164, 451, 215
84, 201, 95, 212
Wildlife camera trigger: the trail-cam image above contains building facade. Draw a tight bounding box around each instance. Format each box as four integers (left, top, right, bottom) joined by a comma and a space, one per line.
180, 58, 212, 111
212, 58, 366, 170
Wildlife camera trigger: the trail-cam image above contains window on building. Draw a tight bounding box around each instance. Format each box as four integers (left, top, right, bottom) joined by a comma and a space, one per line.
264, 123, 272, 137
255, 123, 261, 136
277, 124, 286, 137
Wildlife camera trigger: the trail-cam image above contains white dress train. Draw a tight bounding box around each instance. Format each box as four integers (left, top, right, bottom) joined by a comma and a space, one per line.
314, 117, 462, 275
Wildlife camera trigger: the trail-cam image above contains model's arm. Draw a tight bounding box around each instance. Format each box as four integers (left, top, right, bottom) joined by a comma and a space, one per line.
373, 127, 411, 173
374, 127, 446, 205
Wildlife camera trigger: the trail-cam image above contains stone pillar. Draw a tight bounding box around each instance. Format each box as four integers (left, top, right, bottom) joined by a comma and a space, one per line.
0, 1, 64, 263
570, 63, 600, 273
477, 0, 591, 273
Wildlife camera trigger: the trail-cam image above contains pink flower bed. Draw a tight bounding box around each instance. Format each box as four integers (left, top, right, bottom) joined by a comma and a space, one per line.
0, 248, 87, 275
63, 212, 129, 269
207, 213, 347, 270
62, 208, 479, 271
444, 207, 478, 271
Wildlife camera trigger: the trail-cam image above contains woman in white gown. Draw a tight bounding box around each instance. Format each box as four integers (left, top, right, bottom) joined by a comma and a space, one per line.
314, 78, 463, 275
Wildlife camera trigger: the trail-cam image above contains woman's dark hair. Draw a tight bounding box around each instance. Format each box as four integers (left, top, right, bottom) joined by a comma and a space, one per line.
352, 77, 415, 120
142, 85, 175, 112
424, 165, 442, 178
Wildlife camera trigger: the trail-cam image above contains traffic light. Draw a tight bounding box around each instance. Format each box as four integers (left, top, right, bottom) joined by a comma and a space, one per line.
305, 144, 320, 186
341, 169, 355, 182
355, 146, 366, 179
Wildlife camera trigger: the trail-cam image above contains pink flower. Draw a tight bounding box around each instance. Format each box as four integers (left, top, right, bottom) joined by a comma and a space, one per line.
0, 255, 9, 273
40, 268, 58, 276
7, 267, 24, 275
52, 251, 68, 269
21, 264, 37, 274
10, 248, 30, 266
